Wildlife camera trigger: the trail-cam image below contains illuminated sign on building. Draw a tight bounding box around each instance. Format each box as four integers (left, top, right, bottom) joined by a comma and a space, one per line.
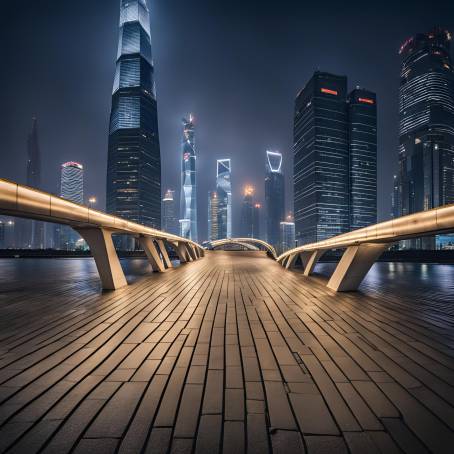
358, 97, 375, 104
321, 88, 338, 95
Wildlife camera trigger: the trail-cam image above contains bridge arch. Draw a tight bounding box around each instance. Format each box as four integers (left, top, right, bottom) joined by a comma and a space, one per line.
207, 238, 277, 259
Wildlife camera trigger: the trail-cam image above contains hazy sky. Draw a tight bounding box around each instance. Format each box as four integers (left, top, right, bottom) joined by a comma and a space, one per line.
1, 0, 454, 241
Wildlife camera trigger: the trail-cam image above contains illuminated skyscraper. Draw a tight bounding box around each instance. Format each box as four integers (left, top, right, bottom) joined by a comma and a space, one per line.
280, 221, 295, 254
106, 0, 161, 229
294, 72, 349, 244
265, 150, 285, 248
253, 203, 261, 239
216, 159, 232, 238
208, 191, 219, 241
348, 89, 377, 229
162, 189, 178, 235
397, 28, 454, 249
180, 115, 197, 241
60, 162, 84, 250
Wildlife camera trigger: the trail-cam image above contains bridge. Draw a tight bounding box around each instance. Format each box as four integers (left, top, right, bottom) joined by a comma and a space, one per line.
278, 203, 454, 291
206, 238, 277, 259
0, 179, 204, 290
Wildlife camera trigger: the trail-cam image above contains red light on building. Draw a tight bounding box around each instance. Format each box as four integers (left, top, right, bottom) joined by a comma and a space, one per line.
321, 88, 338, 95
358, 97, 375, 105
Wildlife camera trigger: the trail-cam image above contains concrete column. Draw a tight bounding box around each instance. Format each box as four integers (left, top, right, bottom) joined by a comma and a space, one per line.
299, 251, 314, 270
327, 243, 389, 292
171, 242, 188, 263
75, 228, 127, 290
186, 244, 198, 261
285, 253, 298, 269
138, 236, 165, 272
156, 239, 173, 269
303, 250, 325, 276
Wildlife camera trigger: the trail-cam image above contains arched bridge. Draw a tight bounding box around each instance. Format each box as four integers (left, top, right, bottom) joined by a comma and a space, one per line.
206, 238, 277, 259
278, 203, 454, 292
0, 179, 204, 290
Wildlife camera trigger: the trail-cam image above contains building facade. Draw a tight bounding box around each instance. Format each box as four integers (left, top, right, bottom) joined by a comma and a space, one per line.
253, 203, 261, 239
106, 0, 161, 229
208, 191, 219, 241
240, 186, 255, 238
162, 189, 179, 235
59, 162, 84, 250
293, 71, 377, 245
265, 150, 285, 248
180, 115, 197, 241
348, 89, 377, 229
216, 159, 232, 239
397, 28, 454, 249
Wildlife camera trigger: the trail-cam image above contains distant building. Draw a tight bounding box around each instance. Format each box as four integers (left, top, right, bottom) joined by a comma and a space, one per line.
397, 28, 454, 249
240, 186, 255, 238
208, 190, 219, 241
180, 115, 198, 241
162, 189, 178, 235
280, 221, 295, 254
293, 71, 377, 245
391, 174, 400, 219
22, 117, 44, 249
348, 89, 377, 229
106, 0, 161, 230
253, 203, 261, 239
0, 218, 16, 249
265, 150, 285, 248
216, 159, 232, 238
59, 162, 84, 250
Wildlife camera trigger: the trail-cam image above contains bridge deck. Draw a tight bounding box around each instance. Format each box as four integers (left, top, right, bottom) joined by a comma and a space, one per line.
0, 251, 453, 453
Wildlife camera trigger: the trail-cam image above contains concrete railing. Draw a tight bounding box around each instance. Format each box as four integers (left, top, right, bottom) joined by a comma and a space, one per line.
0, 179, 205, 290
277, 204, 454, 291
207, 238, 277, 259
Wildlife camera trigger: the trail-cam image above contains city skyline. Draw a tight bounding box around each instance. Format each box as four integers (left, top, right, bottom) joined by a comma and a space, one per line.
3, 1, 453, 242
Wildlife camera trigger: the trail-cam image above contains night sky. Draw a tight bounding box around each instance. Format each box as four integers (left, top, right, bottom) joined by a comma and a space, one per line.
1, 0, 454, 241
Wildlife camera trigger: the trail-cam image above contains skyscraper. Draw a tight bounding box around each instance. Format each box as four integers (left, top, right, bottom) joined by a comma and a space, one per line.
294, 72, 349, 244
59, 162, 84, 250
253, 203, 261, 239
397, 28, 454, 249
180, 115, 197, 241
106, 0, 161, 229
216, 159, 232, 238
162, 189, 178, 235
280, 221, 295, 254
294, 71, 377, 245
265, 150, 285, 248
348, 89, 377, 229
208, 190, 219, 241
240, 186, 255, 238
25, 117, 44, 249
61, 162, 84, 204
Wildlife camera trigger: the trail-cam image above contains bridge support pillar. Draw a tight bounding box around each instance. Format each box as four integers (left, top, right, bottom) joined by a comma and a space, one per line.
75, 228, 127, 290
187, 244, 198, 261
139, 236, 166, 272
171, 242, 188, 263
327, 243, 389, 292
303, 250, 325, 276
156, 240, 173, 269
285, 253, 298, 269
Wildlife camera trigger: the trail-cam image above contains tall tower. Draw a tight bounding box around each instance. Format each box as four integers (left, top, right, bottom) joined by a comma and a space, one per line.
26, 117, 44, 249
265, 150, 285, 248
180, 115, 197, 241
208, 191, 219, 241
216, 159, 232, 238
106, 0, 161, 229
162, 189, 179, 235
293, 72, 349, 245
397, 28, 454, 249
240, 186, 255, 238
348, 89, 377, 230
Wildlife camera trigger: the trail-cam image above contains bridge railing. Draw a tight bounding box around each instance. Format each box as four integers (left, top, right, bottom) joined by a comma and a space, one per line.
277, 203, 454, 292
206, 238, 277, 259
0, 179, 205, 290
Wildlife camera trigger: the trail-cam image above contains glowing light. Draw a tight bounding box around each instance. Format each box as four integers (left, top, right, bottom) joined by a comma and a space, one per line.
62, 161, 83, 169
244, 186, 254, 196
321, 88, 338, 95
358, 97, 374, 104
88, 197, 97, 205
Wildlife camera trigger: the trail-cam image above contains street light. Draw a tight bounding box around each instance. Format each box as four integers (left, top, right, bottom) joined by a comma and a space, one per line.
88, 197, 97, 208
